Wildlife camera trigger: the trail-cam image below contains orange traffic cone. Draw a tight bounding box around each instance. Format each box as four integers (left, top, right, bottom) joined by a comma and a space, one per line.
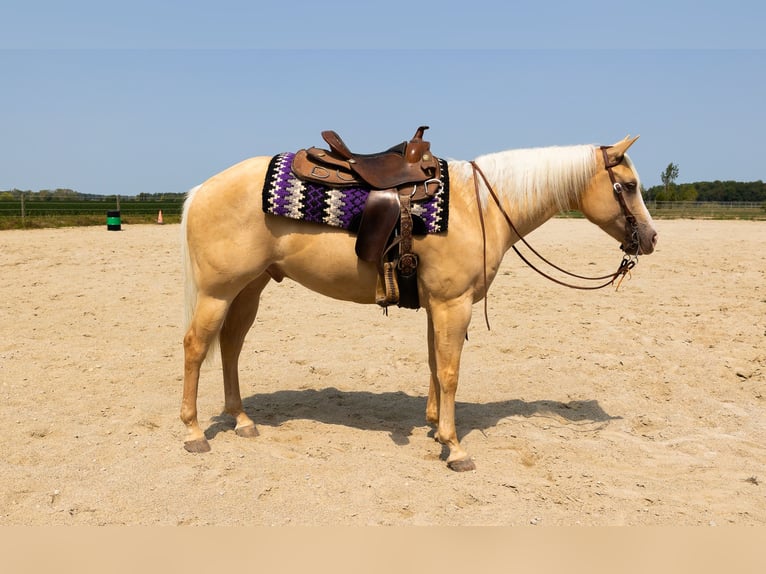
157, 210, 164, 224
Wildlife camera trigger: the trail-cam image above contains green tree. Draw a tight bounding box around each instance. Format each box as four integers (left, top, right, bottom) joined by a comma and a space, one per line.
676, 183, 698, 201
660, 163, 680, 199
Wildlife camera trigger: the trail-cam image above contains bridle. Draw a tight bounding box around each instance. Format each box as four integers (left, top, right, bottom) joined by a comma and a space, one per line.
470, 148, 643, 329
600, 146, 641, 256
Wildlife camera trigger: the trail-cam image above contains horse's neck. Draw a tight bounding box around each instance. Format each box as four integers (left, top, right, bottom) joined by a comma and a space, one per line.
469, 145, 595, 244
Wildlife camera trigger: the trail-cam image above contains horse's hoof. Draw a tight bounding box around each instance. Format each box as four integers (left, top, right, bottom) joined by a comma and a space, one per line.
184, 438, 211, 453
235, 424, 258, 438
448, 457, 476, 472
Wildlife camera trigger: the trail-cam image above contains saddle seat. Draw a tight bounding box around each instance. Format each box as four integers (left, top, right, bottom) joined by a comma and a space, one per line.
291, 125, 441, 199
290, 126, 444, 309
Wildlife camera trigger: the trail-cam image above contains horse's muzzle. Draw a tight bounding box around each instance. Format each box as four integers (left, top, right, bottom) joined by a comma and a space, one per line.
623, 230, 657, 255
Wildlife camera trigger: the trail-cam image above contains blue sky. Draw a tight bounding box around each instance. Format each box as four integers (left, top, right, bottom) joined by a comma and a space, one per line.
1, 1, 765, 196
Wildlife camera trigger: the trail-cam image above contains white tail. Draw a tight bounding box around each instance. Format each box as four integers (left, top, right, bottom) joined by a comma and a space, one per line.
181, 185, 200, 333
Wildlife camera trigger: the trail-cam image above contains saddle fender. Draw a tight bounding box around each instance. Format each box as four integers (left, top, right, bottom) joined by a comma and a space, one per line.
354, 189, 401, 264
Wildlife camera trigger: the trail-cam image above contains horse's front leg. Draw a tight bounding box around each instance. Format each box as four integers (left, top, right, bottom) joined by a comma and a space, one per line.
425, 316, 440, 426
426, 297, 476, 472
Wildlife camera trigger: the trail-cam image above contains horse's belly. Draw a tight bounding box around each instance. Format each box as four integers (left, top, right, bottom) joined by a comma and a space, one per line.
272, 234, 381, 304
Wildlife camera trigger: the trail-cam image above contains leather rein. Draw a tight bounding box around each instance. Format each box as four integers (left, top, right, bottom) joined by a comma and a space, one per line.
470, 147, 641, 329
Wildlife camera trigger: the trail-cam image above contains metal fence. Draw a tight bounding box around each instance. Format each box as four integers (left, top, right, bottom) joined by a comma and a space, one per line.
645, 201, 766, 220
0, 198, 184, 218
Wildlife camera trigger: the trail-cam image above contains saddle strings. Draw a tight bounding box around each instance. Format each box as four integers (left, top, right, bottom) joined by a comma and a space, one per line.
469, 160, 638, 330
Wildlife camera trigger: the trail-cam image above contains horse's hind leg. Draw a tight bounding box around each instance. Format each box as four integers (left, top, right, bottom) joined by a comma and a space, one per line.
182, 294, 230, 452
220, 275, 271, 438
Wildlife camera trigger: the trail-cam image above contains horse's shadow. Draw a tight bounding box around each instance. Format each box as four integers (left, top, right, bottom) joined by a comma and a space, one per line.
205, 387, 620, 446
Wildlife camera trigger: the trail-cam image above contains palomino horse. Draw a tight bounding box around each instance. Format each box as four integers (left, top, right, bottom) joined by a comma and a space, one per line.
180, 135, 657, 471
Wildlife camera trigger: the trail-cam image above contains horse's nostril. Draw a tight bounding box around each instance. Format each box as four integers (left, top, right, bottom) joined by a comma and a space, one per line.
652, 233, 658, 247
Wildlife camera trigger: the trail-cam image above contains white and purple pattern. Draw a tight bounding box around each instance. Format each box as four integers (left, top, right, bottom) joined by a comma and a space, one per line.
262, 152, 449, 234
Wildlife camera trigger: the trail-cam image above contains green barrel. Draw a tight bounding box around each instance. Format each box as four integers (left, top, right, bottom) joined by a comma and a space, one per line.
106, 210, 121, 231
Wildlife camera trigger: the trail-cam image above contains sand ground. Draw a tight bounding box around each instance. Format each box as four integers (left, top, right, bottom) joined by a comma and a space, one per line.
1, 219, 764, 525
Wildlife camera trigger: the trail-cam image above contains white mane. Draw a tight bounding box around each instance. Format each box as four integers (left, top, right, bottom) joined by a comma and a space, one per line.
452, 144, 598, 215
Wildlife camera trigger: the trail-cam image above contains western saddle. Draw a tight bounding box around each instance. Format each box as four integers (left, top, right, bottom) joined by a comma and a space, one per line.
291, 126, 443, 309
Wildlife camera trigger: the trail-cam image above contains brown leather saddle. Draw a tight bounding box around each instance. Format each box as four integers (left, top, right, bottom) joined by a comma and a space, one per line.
291, 126, 443, 309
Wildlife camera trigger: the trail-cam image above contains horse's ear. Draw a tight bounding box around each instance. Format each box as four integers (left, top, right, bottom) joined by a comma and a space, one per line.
606, 135, 640, 164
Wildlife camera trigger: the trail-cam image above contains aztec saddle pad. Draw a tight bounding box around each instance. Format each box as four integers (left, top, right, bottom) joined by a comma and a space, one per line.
262, 152, 449, 235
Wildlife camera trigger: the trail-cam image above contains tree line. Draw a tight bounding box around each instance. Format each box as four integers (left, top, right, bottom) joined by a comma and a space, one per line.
642, 162, 765, 202
643, 180, 766, 202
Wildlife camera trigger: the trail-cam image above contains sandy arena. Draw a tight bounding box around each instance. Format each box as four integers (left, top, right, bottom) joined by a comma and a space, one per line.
1, 219, 764, 525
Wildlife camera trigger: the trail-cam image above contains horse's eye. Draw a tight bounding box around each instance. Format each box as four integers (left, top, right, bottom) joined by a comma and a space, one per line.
624, 182, 638, 192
